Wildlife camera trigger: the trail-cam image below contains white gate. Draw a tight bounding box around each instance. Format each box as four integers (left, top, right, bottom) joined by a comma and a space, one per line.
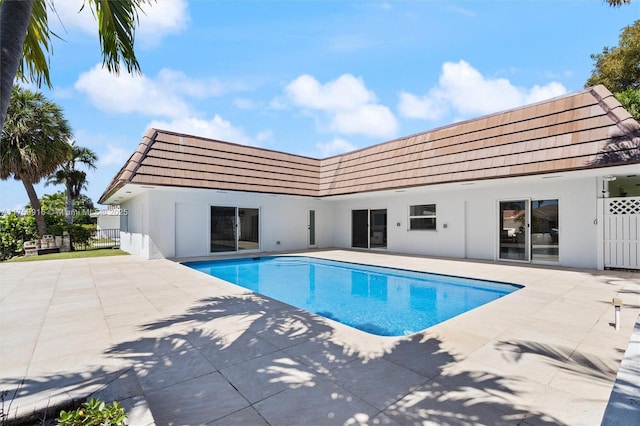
604, 197, 640, 269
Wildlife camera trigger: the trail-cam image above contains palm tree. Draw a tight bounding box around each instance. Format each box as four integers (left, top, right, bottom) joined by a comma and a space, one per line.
47, 141, 98, 225
0, 86, 72, 236
0, 0, 149, 129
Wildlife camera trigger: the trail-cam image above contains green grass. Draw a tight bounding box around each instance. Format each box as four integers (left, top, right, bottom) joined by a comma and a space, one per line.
6, 248, 129, 262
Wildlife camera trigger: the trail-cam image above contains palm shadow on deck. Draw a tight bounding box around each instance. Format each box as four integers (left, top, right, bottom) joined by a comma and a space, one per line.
4, 291, 568, 425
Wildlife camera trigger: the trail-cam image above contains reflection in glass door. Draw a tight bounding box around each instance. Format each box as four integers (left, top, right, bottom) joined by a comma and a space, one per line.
531, 200, 559, 262
238, 208, 259, 251
499, 201, 528, 261
211, 206, 236, 253
352, 210, 369, 248
499, 199, 559, 263
352, 209, 387, 249
211, 206, 259, 253
370, 209, 387, 249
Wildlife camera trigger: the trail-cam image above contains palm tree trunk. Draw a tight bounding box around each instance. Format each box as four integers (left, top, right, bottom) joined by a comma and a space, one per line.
65, 182, 74, 225
22, 179, 47, 236
0, 0, 34, 129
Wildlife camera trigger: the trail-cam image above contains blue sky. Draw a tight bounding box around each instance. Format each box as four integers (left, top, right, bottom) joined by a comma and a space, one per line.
1, 0, 637, 212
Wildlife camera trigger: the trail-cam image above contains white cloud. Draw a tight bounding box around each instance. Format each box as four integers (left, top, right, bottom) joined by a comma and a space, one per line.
286, 74, 375, 111
49, 0, 188, 47
99, 144, 131, 167
330, 104, 397, 138
398, 60, 567, 121
147, 116, 256, 146
137, 0, 189, 48
75, 65, 192, 118
75, 65, 242, 119
397, 92, 446, 120
315, 138, 357, 157
155, 69, 233, 98
526, 82, 567, 104
285, 74, 397, 138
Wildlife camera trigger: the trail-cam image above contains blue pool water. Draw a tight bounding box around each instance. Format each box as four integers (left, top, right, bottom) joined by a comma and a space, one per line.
184, 256, 521, 336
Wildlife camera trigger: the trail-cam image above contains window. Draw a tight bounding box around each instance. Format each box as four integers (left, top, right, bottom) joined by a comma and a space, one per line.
409, 204, 436, 230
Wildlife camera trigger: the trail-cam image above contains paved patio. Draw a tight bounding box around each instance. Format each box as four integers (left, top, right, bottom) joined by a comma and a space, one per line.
1, 250, 639, 425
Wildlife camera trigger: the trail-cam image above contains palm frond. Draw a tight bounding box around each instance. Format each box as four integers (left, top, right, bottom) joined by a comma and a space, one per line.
16, 0, 56, 88
88, 0, 152, 75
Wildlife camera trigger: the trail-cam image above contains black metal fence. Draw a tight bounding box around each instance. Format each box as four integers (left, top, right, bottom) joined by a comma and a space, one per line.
73, 228, 120, 251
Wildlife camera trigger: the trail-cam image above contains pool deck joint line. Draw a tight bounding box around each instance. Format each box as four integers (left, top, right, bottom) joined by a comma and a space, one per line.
1, 249, 639, 425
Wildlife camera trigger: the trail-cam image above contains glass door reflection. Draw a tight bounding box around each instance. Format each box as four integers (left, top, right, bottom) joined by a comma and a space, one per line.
531, 200, 559, 262
499, 200, 528, 261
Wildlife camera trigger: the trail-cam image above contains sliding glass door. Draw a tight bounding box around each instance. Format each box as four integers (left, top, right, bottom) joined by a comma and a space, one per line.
499, 199, 558, 263
352, 209, 387, 249
211, 206, 259, 253
352, 210, 369, 248
211, 206, 237, 253
238, 208, 259, 251
370, 209, 387, 249
531, 200, 559, 262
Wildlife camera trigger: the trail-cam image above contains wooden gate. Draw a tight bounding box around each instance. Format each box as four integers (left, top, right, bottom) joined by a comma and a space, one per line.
604, 197, 640, 269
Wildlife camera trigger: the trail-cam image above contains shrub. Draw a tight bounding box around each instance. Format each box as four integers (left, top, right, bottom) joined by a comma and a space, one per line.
56, 398, 126, 425
0, 213, 37, 261
66, 224, 92, 249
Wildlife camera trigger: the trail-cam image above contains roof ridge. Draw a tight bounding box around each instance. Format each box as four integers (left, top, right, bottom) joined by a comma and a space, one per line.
98, 129, 159, 204
153, 128, 321, 162
588, 85, 640, 136
129, 128, 160, 179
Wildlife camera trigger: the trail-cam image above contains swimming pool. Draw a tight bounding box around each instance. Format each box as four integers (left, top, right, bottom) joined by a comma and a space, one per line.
184, 256, 521, 336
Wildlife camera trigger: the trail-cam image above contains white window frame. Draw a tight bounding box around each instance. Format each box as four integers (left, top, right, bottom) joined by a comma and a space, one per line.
408, 204, 437, 231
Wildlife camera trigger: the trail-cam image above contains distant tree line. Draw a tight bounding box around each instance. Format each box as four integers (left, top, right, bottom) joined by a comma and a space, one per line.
587, 19, 640, 121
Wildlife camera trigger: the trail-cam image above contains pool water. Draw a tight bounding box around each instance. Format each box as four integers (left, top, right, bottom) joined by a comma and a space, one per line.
184, 256, 521, 336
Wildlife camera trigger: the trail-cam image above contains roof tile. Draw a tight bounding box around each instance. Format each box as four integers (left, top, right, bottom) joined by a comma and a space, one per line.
99, 86, 640, 203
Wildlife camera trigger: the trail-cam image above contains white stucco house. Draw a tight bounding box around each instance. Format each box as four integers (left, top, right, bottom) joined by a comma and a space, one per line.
99, 85, 640, 270
90, 206, 122, 232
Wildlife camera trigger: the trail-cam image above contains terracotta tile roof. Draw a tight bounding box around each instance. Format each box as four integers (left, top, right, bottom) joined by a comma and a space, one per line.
99, 85, 640, 203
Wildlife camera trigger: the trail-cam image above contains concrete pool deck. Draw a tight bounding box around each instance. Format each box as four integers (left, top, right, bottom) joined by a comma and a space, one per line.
1, 250, 639, 425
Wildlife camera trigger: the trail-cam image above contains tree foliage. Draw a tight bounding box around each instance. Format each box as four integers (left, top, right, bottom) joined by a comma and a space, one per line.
0, 86, 72, 236
35, 191, 96, 250
47, 141, 98, 225
586, 20, 640, 93
615, 88, 640, 121
39, 191, 97, 226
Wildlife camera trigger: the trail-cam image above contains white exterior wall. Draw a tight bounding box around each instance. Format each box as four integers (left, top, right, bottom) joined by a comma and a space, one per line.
327, 194, 466, 259
96, 214, 120, 230
119, 193, 153, 259
117, 174, 601, 268
329, 175, 599, 268
120, 188, 332, 259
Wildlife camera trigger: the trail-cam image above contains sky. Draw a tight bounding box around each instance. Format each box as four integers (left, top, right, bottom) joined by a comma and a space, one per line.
0, 0, 638, 212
